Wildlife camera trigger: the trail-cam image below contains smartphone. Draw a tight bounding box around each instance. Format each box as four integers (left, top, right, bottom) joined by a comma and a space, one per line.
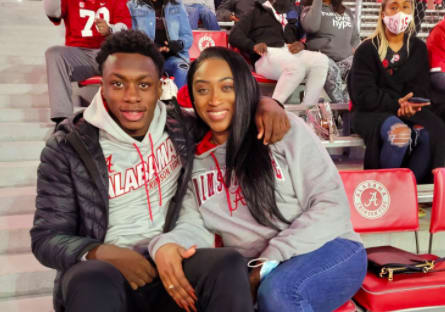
408, 97, 430, 103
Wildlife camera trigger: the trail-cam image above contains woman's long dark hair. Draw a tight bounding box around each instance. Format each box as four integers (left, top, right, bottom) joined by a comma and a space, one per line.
187, 47, 290, 230
303, 0, 345, 14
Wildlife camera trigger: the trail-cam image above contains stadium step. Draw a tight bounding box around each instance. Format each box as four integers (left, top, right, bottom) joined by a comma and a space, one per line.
0, 122, 53, 142
0, 186, 36, 216
0, 64, 47, 84
0, 141, 45, 162
0, 252, 55, 299
0, 94, 49, 108
0, 295, 53, 312
0, 108, 50, 122
0, 161, 39, 188
0, 214, 33, 254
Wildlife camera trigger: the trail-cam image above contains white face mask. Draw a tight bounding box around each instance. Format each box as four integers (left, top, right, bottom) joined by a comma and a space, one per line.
383, 11, 413, 34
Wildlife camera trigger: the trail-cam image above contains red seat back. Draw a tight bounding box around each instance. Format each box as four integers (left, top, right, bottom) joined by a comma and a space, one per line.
189, 30, 228, 61
339, 169, 419, 233
431, 168, 445, 233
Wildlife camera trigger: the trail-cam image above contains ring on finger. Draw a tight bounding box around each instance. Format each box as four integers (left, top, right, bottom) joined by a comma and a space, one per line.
168, 284, 175, 290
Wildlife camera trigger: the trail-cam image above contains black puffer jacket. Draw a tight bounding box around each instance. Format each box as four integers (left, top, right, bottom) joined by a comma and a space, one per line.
30, 104, 195, 311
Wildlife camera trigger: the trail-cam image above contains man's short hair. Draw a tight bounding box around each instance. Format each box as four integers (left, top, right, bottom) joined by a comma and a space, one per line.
96, 29, 164, 77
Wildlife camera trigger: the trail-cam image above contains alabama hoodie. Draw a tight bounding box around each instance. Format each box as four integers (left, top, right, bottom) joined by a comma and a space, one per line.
83, 91, 182, 250
149, 113, 361, 261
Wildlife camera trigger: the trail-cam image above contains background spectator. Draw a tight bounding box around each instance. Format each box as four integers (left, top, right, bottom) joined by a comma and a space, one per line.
43, 0, 131, 124
229, 0, 328, 106
183, 0, 221, 30
127, 0, 193, 88
216, 0, 255, 22
301, 0, 360, 104
348, 0, 445, 183
427, 17, 445, 93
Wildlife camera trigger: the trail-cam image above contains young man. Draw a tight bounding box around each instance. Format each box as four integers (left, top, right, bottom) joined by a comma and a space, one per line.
43, 0, 132, 124
31, 30, 289, 312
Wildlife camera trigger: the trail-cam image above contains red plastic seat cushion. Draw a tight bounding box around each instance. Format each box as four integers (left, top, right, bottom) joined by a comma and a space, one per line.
79, 76, 102, 86
251, 72, 277, 84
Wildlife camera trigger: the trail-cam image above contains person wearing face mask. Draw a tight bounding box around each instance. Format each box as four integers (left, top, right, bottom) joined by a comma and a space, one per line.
300, 0, 360, 104
348, 0, 445, 183
229, 0, 329, 107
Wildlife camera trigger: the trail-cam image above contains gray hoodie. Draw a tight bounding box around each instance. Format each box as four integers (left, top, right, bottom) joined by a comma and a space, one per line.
149, 113, 360, 261
301, 0, 360, 61
83, 92, 182, 250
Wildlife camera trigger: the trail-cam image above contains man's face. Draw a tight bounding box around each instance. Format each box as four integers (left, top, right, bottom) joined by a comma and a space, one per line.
101, 52, 162, 138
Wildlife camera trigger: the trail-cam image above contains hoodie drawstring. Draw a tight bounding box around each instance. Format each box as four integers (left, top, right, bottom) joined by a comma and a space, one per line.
148, 133, 162, 207
132, 133, 163, 222
210, 152, 233, 216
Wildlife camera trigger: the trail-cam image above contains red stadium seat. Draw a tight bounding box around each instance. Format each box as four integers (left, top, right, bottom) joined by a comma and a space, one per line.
429, 168, 445, 253
340, 168, 445, 311
189, 30, 228, 61
78, 76, 102, 87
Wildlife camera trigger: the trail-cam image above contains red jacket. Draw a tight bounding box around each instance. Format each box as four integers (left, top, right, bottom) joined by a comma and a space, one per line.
427, 18, 445, 73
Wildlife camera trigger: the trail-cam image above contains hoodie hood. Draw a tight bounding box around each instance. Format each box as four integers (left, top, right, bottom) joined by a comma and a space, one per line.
84, 89, 167, 148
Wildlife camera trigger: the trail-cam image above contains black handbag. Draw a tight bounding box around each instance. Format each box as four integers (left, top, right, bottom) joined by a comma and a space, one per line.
367, 246, 445, 281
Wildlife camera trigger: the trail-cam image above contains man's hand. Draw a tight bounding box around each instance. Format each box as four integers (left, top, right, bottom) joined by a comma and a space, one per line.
230, 14, 240, 22
159, 41, 170, 53
95, 18, 111, 36
155, 244, 198, 312
397, 92, 430, 118
87, 244, 157, 290
255, 97, 290, 145
253, 43, 268, 56
287, 41, 305, 54
249, 267, 261, 303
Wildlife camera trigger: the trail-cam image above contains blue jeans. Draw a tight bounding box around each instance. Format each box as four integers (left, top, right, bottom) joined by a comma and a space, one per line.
185, 4, 220, 30
380, 115, 431, 182
257, 238, 367, 312
164, 56, 189, 88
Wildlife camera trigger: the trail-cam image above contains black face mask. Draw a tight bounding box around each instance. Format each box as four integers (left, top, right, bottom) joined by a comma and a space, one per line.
272, 0, 291, 14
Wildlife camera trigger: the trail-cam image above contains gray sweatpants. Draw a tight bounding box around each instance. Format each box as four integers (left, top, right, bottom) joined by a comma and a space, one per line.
45, 46, 99, 119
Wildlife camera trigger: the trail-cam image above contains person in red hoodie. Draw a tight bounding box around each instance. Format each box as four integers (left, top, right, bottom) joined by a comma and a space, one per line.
427, 17, 445, 93
43, 0, 132, 124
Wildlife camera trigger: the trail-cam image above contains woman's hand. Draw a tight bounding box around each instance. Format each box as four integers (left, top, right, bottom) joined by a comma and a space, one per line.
155, 243, 198, 312
397, 92, 430, 118
256, 96, 290, 145
249, 267, 261, 303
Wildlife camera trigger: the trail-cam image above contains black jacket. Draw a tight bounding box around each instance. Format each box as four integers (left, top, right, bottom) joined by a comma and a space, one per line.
229, 1, 305, 64
30, 103, 195, 311
348, 37, 445, 176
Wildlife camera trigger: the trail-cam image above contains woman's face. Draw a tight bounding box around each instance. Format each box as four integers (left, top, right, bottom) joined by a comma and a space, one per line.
192, 58, 235, 144
383, 0, 412, 18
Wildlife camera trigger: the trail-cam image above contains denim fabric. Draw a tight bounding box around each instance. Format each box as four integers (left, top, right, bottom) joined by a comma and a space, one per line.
185, 4, 220, 30
164, 56, 189, 88
127, 0, 193, 61
430, 72, 445, 93
380, 115, 431, 182
256, 238, 367, 312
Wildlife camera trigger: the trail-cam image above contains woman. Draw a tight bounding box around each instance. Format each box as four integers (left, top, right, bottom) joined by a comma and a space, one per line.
127, 0, 193, 88
149, 47, 367, 312
301, 0, 360, 104
348, 0, 445, 183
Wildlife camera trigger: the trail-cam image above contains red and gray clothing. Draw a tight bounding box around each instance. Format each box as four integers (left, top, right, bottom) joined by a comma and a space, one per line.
149, 113, 360, 261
